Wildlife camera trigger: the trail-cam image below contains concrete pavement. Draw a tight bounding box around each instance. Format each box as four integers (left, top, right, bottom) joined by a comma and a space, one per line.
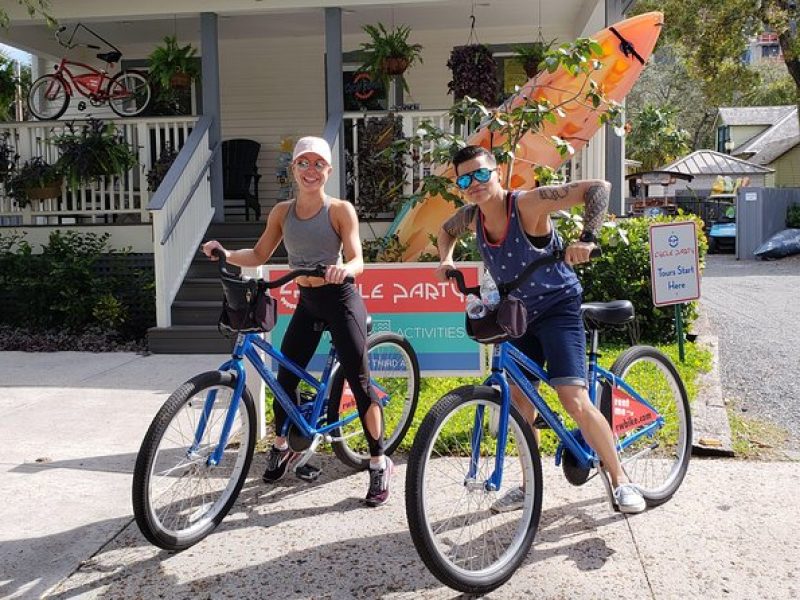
1, 350, 798, 600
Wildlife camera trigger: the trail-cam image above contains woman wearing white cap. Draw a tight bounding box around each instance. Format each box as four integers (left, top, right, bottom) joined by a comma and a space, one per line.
202, 136, 392, 506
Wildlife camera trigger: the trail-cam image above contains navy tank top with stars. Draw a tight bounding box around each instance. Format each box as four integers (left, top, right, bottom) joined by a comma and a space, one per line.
476, 191, 581, 321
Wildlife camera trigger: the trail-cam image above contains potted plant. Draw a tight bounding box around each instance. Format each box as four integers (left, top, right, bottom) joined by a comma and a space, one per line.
0, 131, 18, 181
147, 35, 200, 90
447, 44, 499, 107
512, 39, 556, 79
146, 143, 178, 192
7, 156, 62, 206
52, 118, 138, 189
359, 23, 423, 94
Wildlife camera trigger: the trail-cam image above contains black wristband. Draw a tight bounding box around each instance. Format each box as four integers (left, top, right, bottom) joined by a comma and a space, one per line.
579, 230, 597, 244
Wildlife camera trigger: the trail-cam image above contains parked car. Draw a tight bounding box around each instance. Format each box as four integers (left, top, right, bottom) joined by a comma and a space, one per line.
707, 194, 736, 253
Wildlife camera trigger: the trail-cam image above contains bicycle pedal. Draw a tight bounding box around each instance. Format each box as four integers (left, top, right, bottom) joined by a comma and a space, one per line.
295, 464, 322, 482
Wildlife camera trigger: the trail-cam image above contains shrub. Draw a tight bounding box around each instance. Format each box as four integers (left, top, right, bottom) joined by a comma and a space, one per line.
787, 203, 800, 228
0, 230, 155, 342
557, 211, 707, 343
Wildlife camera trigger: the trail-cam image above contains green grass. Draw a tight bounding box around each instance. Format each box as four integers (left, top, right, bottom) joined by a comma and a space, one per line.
395, 341, 711, 456
728, 405, 790, 460
259, 341, 712, 457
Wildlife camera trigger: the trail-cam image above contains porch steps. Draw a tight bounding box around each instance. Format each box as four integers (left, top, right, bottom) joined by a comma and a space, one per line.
147, 220, 287, 354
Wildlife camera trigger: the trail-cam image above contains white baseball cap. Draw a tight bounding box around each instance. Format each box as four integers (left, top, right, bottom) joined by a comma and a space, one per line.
292, 136, 332, 165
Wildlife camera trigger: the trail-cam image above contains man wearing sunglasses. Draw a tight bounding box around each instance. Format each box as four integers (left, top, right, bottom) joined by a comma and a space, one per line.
433, 145, 646, 515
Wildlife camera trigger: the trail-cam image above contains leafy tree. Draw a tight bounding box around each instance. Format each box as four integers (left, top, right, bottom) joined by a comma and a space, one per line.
626, 45, 717, 150
626, 104, 690, 171
0, 0, 56, 29
0, 52, 32, 121
633, 0, 800, 112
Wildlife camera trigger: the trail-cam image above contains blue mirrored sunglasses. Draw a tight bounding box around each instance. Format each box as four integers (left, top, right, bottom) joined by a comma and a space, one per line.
456, 167, 495, 190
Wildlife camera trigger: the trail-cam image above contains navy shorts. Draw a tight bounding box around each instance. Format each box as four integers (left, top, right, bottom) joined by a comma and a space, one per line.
509, 294, 587, 388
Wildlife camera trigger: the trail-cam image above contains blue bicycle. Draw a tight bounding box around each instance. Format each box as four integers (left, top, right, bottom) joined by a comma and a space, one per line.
405, 256, 691, 594
133, 256, 420, 551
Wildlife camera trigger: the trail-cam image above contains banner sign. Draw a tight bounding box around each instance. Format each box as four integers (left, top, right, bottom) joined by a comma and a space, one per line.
648, 221, 701, 307
262, 262, 486, 376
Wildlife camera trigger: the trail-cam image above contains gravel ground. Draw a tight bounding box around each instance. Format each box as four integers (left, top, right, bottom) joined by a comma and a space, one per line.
700, 254, 800, 451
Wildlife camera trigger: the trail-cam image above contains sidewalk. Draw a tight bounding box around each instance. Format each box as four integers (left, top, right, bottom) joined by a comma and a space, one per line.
1, 351, 798, 600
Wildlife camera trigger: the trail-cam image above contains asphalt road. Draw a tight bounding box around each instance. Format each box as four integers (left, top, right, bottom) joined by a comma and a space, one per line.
700, 254, 800, 452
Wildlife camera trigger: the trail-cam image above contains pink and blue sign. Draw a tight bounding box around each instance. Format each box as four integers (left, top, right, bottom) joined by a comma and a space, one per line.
263, 263, 485, 376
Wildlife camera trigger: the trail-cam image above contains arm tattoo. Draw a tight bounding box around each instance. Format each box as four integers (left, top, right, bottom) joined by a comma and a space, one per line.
443, 205, 477, 238
537, 182, 578, 201
583, 183, 610, 235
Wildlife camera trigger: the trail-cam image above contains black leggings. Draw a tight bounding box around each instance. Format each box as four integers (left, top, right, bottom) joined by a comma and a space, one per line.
275, 282, 384, 456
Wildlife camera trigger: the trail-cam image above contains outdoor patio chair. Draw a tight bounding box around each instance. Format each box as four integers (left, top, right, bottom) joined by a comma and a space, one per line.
221, 139, 262, 221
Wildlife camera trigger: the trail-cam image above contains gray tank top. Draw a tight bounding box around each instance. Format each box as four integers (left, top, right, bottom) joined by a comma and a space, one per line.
283, 197, 343, 269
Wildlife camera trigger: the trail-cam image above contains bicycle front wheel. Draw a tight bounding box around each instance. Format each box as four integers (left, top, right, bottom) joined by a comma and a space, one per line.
330, 332, 419, 469
108, 70, 152, 117
610, 345, 691, 506
132, 370, 256, 551
27, 75, 69, 120
406, 385, 542, 595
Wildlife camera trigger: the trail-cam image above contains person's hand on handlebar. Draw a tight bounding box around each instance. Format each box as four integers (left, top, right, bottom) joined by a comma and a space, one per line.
434, 260, 455, 283
325, 264, 353, 285
201, 240, 228, 261
564, 241, 597, 266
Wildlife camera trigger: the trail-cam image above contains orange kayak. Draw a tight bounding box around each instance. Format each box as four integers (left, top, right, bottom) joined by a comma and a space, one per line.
388, 11, 664, 261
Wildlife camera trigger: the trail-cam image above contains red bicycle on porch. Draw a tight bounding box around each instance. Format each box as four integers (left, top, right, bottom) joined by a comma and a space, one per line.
27, 23, 152, 120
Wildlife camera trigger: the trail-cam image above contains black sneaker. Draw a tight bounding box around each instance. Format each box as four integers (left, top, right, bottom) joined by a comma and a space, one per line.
262, 445, 297, 483
365, 457, 394, 507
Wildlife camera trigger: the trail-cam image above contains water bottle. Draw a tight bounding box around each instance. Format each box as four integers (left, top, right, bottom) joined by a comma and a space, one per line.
466, 293, 487, 319
480, 270, 501, 310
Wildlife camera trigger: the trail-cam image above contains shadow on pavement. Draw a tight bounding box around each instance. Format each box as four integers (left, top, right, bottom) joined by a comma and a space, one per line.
40, 487, 617, 599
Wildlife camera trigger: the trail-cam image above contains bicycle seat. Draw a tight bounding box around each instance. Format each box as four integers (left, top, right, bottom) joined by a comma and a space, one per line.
581, 300, 635, 326
311, 315, 373, 335
97, 51, 122, 63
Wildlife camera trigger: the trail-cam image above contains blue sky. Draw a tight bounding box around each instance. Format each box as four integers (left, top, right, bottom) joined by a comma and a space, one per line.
0, 43, 31, 64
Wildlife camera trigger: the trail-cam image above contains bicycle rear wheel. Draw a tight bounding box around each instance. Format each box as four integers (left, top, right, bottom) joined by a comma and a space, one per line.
405, 385, 542, 595
132, 370, 256, 551
609, 345, 691, 506
27, 75, 69, 120
108, 70, 152, 117
330, 332, 419, 469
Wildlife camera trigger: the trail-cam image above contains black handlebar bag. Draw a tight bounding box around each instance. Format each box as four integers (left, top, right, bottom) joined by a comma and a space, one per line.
218, 274, 277, 334
465, 294, 528, 344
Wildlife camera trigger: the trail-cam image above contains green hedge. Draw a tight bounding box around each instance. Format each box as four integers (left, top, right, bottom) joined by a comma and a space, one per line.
0, 230, 155, 339
557, 212, 707, 343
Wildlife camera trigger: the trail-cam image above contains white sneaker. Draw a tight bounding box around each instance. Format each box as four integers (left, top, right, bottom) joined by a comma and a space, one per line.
614, 484, 646, 514
490, 486, 525, 514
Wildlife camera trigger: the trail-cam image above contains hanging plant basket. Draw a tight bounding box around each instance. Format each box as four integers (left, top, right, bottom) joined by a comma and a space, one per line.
523, 59, 540, 79
25, 178, 63, 200
447, 44, 500, 107
381, 57, 410, 76
169, 71, 192, 89
512, 40, 556, 80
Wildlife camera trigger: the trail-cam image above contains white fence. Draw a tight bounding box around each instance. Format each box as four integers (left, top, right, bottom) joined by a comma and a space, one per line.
149, 116, 216, 327
0, 116, 196, 225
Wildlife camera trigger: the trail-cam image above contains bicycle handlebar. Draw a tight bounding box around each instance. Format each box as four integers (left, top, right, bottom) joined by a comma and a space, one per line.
210, 248, 354, 288
445, 247, 601, 296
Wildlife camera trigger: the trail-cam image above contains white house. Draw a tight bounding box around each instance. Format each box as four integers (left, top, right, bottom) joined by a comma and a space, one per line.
1, 0, 633, 351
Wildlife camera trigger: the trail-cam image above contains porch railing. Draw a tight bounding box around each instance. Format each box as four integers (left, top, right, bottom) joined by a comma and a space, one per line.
0, 116, 196, 225
149, 115, 216, 328
343, 109, 462, 213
